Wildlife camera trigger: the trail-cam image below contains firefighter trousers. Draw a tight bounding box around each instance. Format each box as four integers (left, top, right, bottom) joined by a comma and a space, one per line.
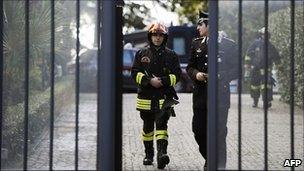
140, 111, 170, 155
250, 68, 273, 103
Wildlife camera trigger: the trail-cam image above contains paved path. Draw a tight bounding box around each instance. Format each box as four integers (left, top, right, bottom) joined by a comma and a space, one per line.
26, 93, 303, 170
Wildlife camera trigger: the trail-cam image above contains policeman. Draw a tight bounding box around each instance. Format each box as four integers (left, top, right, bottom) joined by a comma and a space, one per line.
217, 31, 238, 168
245, 27, 280, 108
186, 11, 209, 169
131, 22, 181, 169
187, 11, 239, 169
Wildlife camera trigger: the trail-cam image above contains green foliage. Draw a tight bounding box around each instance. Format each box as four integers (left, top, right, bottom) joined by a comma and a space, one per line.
123, 2, 151, 33
156, 0, 207, 24
3, 1, 69, 104
269, 6, 304, 107
2, 77, 75, 167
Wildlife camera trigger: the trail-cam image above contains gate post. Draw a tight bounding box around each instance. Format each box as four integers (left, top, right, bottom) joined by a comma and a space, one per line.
208, 1, 218, 170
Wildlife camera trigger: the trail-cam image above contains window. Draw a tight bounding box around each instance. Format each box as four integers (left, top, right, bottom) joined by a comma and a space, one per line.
173, 37, 186, 55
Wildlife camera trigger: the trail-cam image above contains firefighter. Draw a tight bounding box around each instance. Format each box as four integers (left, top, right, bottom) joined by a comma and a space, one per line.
245, 27, 281, 108
131, 22, 181, 169
187, 11, 239, 169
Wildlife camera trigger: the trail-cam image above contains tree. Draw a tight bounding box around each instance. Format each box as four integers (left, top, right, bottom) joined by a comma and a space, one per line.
3, 1, 66, 105
156, 0, 208, 25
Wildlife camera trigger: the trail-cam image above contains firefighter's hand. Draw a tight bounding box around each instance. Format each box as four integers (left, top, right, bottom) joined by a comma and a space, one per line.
150, 75, 163, 88
196, 72, 208, 82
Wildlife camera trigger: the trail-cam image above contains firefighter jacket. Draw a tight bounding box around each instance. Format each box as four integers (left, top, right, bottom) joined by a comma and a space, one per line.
245, 38, 280, 69
187, 36, 239, 109
131, 45, 181, 112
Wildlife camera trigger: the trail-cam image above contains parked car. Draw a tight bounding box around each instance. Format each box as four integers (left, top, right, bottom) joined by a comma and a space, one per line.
122, 47, 138, 92
67, 47, 139, 92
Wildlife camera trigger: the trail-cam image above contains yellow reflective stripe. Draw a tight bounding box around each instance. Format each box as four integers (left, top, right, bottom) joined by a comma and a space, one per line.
155, 130, 168, 136
142, 131, 154, 141
137, 98, 151, 103
159, 99, 164, 109
142, 136, 154, 141
261, 84, 272, 89
156, 135, 168, 140
142, 131, 154, 137
169, 74, 176, 86
244, 55, 250, 61
260, 69, 272, 75
136, 98, 151, 110
251, 85, 260, 90
136, 72, 145, 84
137, 105, 150, 110
155, 130, 168, 140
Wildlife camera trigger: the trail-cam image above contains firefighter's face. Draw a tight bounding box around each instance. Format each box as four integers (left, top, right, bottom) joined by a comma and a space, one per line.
197, 23, 208, 37
151, 33, 164, 46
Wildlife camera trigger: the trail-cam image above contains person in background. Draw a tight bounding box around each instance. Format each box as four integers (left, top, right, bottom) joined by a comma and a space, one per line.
245, 27, 281, 108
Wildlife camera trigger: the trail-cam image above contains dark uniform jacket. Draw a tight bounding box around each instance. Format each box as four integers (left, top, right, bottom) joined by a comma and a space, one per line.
245, 38, 280, 69
187, 37, 208, 109
187, 36, 238, 109
131, 45, 181, 112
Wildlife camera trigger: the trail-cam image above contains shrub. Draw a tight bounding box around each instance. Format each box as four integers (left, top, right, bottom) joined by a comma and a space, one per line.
269, 6, 304, 107
2, 76, 75, 167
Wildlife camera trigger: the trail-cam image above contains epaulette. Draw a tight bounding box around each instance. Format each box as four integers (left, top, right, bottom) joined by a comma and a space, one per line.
193, 37, 204, 41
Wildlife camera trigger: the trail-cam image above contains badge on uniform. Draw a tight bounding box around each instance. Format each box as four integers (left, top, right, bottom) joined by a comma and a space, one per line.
196, 48, 202, 53
141, 56, 150, 63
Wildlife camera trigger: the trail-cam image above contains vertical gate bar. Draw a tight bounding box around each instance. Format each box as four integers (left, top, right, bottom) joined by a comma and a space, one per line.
263, 0, 269, 170
75, 0, 80, 170
290, 1, 295, 170
23, 0, 30, 169
0, 0, 3, 168
96, 0, 101, 169
237, 0, 242, 170
207, 1, 218, 170
114, 1, 124, 170
49, 0, 55, 170
99, 1, 116, 170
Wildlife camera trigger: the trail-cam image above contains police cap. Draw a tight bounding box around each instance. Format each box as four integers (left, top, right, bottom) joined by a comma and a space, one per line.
198, 11, 208, 26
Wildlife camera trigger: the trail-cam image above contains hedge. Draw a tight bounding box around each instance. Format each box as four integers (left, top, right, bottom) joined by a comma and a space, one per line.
269, 6, 304, 107
2, 76, 75, 167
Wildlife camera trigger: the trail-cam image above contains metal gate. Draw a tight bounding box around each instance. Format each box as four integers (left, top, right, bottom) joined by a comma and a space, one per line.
1, 0, 122, 170
1, 0, 303, 170
208, 0, 303, 170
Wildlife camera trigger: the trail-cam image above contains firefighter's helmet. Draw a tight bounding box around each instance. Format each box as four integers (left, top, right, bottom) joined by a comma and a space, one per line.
148, 22, 168, 35
258, 27, 271, 38
147, 22, 168, 46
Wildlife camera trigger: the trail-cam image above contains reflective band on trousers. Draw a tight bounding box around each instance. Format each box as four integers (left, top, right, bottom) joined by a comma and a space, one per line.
142, 131, 154, 141
244, 55, 250, 61
260, 69, 272, 75
261, 84, 272, 89
155, 130, 168, 140
136, 98, 165, 110
169, 74, 176, 86
251, 85, 260, 90
136, 72, 145, 85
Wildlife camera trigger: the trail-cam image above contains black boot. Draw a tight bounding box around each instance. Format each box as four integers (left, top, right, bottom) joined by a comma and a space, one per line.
157, 140, 170, 169
252, 98, 258, 107
143, 141, 154, 165
263, 102, 272, 109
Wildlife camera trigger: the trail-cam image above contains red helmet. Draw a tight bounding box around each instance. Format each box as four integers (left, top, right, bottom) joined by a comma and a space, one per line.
148, 22, 168, 35
147, 22, 168, 46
